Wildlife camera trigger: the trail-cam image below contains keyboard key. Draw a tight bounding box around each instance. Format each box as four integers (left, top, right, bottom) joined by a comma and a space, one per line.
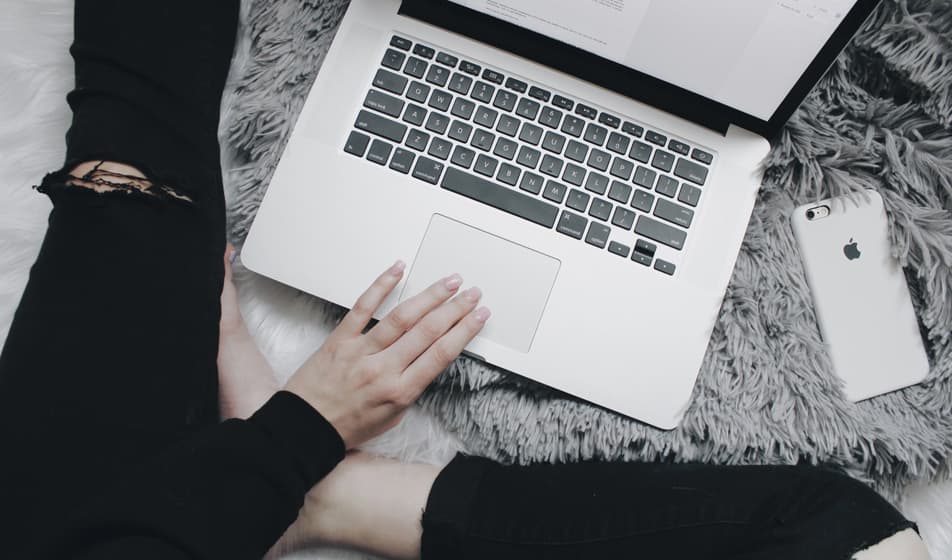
471, 128, 495, 151
373, 68, 408, 94
404, 57, 428, 78
474, 105, 498, 128
451, 145, 476, 169
622, 121, 644, 137
674, 158, 709, 185
629, 140, 652, 163
402, 104, 427, 126
651, 150, 676, 173
583, 123, 607, 146
584, 173, 609, 195
413, 44, 435, 59
691, 148, 714, 165
518, 123, 543, 145
678, 184, 702, 207
540, 154, 564, 177
654, 259, 676, 275
654, 198, 694, 228
493, 90, 518, 112
608, 180, 632, 204
442, 167, 559, 228
542, 131, 567, 154
528, 86, 551, 102
448, 73, 473, 94
428, 137, 452, 160
668, 139, 690, 155
561, 115, 585, 137
635, 239, 657, 257
497, 162, 521, 186
567, 188, 590, 212
611, 207, 636, 230
631, 189, 655, 212
516, 145, 541, 168
633, 166, 657, 189
516, 98, 541, 120
407, 81, 431, 103
606, 132, 630, 155
428, 90, 453, 111
344, 130, 371, 157
425, 112, 449, 134
425, 65, 450, 87
565, 140, 588, 163
542, 180, 567, 203
451, 98, 476, 120
493, 137, 518, 160
589, 197, 613, 221
505, 77, 528, 93
656, 175, 679, 197
609, 157, 634, 180
460, 61, 481, 75
364, 89, 404, 118
389, 147, 415, 173
382, 48, 406, 70
575, 103, 597, 119
539, 107, 563, 128
599, 113, 621, 128
587, 149, 610, 172
448, 120, 473, 143
355, 110, 407, 143
556, 210, 588, 239
608, 241, 630, 258
631, 251, 652, 266
367, 139, 393, 165
390, 35, 412, 51
585, 222, 611, 248
436, 52, 458, 67
563, 163, 586, 186
552, 95, 574, 110
406, 129, 430, 151
482, 69, 504, 84
472, 81, 495, 103
474, 154, 499, 177
520, 172, 544, 194
496, 114, 520, 137
635, 215, 686, 249
645, 130, 667, 146
412, 156, 444, 184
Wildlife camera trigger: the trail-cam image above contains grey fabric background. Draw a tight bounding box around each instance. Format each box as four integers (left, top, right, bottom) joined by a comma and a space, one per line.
222, 0, 952, 498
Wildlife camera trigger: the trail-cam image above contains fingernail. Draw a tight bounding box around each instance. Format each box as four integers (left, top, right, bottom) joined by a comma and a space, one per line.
228, 247, 238, 264
474, 307, 491, 322
462, 286, 481, 302
389, 260, 406, 276
444, 273, 463, 291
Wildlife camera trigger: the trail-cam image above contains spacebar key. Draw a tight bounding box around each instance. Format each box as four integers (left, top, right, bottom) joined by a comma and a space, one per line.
441, 167, 559, 228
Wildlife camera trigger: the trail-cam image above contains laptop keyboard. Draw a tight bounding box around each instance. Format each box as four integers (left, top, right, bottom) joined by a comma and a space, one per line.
344, 35, 715, 277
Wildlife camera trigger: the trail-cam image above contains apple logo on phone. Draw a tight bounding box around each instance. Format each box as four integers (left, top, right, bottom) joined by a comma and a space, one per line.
843, 238, 861, 260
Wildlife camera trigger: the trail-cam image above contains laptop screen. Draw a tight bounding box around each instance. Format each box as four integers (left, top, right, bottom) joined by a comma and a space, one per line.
447, 0, 859, 121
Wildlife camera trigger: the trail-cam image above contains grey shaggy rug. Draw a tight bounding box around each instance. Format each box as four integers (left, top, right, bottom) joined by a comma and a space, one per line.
222, 0, 952, 499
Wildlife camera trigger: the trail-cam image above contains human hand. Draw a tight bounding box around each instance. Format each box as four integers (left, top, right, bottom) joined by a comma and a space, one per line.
284, 261, 490, 448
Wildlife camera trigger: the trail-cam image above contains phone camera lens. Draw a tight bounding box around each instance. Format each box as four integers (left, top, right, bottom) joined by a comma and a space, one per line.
806, 209, 816, 220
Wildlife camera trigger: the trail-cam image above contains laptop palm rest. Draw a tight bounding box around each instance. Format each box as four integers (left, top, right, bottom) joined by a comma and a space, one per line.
400, 214, 560, 353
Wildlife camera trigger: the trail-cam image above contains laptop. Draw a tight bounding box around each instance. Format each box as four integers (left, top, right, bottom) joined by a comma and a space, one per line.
242, 0, 880, 429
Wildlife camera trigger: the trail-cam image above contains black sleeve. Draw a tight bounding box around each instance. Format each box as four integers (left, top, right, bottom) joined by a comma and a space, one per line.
44, 391, 345, 559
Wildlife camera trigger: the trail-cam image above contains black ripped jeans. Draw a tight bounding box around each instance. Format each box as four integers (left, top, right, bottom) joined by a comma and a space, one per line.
0, 2, 915, 559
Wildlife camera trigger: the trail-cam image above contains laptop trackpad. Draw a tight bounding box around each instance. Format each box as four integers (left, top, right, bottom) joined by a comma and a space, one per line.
400, 215, 560, 353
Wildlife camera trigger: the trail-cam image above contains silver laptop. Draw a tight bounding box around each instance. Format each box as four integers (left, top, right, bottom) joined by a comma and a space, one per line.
242, 0, 879, 429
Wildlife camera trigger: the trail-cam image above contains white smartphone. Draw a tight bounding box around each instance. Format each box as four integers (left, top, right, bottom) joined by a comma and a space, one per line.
791, 190, 930, 401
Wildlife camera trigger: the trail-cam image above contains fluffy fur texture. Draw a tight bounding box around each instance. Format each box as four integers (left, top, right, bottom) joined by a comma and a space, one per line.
0, 1, 951, 559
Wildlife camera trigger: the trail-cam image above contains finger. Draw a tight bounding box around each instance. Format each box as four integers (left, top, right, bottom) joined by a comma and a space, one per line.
334, 261, 406, 340
363, 273, 463, 353
381, 286, 482, 370
401, 305, 490, 393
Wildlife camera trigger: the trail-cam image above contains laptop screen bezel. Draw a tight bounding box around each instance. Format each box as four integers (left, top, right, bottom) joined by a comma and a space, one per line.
399, 0, 881, 140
